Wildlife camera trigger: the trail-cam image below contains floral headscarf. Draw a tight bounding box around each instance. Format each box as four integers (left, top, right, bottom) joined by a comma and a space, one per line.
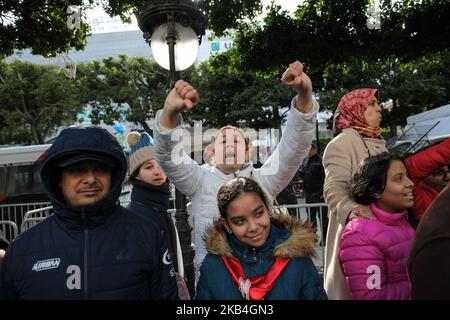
333, 88, 381, 138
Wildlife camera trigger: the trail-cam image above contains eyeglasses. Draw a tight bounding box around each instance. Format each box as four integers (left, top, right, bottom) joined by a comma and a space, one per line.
432, 167, 450, 177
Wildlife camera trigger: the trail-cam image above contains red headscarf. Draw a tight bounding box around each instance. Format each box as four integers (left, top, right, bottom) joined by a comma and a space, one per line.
333, 88, 381, 138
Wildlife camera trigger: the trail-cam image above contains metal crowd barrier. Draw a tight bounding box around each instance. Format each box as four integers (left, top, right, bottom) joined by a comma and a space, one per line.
1, 200, 329, 275
0, 220, 18, 243
20, 206, 53, 233
185, 202, 329, 275
274, 202, 328, 274
0, 202, 51, 241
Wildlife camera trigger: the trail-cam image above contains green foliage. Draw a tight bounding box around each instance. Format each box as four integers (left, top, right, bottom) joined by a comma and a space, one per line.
0, 61, 82, 144
3, 0, 449, 67
317, 51, 450, 136
197, 1, 450, 136
202, 0, 264, 37
185, 61, 294, 130
3, 1, 448, 140
77, 55, 170, 133
317, 137, 334, 154
228, 0, 450, 75
0, 0, 93, 58
0, 0, 262, 58
77, 51, 450, 137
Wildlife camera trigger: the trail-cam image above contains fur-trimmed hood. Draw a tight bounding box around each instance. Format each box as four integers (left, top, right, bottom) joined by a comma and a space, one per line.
203, 212, 318, 259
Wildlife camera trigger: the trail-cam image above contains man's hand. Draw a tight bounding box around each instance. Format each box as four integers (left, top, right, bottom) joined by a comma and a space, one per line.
160, 80, 199, 129
281, 61, 313, 113
347, 204, 376, 222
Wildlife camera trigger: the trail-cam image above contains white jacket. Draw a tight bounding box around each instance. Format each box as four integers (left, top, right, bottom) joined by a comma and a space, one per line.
153, 96, 319, 278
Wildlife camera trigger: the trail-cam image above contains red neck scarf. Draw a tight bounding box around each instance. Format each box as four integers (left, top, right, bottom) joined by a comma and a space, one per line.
222, 256, 290, 300
334, 88, 381, 138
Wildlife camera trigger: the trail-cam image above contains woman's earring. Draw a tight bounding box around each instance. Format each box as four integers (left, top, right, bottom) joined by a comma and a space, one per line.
227, 229, 232, 234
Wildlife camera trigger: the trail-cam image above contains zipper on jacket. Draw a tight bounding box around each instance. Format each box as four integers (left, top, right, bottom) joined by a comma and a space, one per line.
252, 247, 257, 262
81, 209, 89, 299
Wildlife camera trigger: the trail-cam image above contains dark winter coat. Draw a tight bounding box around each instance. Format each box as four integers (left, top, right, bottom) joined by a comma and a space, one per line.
0, 126, 178, 300
408, 184, 450, 299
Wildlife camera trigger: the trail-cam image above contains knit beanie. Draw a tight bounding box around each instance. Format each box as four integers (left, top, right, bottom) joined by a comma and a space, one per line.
126, 131, 154, 177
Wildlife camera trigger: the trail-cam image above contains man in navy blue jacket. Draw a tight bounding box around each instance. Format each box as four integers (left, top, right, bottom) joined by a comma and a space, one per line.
0, 126, 178, 300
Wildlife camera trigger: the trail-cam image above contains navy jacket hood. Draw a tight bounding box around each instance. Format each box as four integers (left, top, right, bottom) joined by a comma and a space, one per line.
39, 126, 127, 228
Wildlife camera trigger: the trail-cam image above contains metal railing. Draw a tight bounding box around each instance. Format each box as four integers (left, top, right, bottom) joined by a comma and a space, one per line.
0, 202, 51, 241
0, 200, 329, 274
0, 220, 18, 243
170, 203, 328, 274
0, 202, 51, 222
275, 202, 328, 274
20, 206, 53, 233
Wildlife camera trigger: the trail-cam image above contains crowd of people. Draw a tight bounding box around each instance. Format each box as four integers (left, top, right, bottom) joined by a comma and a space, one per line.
0, 60, 449, 300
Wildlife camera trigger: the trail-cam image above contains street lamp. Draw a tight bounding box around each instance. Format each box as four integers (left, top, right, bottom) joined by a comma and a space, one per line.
136, 0, 207, 296
137, 0, 206, 85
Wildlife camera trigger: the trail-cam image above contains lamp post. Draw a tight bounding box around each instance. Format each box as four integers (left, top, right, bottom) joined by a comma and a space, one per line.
315, 119, 321, 154
136, 0, 206, 297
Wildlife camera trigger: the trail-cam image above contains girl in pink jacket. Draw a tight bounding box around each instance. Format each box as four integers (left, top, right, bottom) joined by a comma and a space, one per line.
338, 152, 415, 300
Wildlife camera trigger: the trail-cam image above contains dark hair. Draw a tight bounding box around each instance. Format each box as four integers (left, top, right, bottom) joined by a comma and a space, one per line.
217, 177, 270, 219
351, 152, 404, 205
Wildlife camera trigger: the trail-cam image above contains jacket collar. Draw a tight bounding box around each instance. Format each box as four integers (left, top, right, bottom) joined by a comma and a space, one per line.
370, 203, 408, 226
130, 179, 170, 212
203, 213, 317, 260
54, 202, 122, 230
227, 223, 280, 263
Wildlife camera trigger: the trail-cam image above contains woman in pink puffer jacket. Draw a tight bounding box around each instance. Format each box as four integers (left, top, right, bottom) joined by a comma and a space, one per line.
338, 152, 416, 300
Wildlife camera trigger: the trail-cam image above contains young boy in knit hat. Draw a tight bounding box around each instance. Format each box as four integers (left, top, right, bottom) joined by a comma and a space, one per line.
126, 131, 190, 299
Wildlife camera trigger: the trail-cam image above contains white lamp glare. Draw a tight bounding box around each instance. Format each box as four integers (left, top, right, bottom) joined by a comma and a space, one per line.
151, 22, 199, 71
